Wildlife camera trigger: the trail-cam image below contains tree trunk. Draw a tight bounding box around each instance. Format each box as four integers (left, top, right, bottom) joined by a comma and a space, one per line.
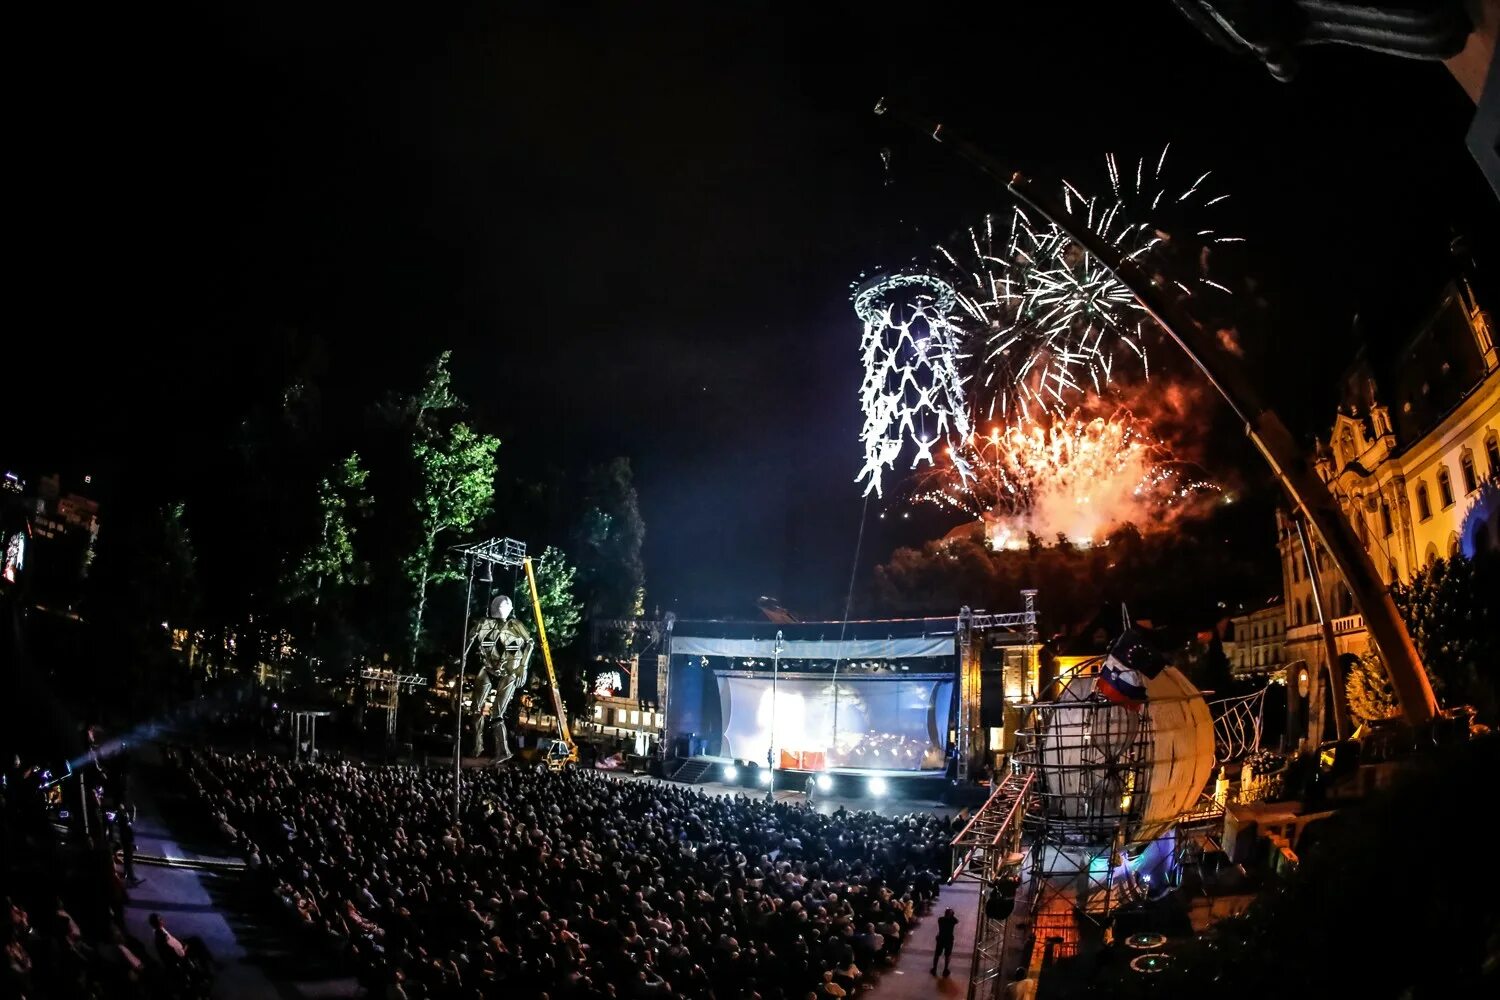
410, 540, 432, 668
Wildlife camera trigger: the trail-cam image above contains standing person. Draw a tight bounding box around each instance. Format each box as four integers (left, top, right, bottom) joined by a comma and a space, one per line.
116, 804, 141, 887
931, 907, 958, 976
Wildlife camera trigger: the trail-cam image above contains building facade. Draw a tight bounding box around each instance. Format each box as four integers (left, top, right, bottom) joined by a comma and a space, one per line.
1225, 597, 1287, 679
1279, 279, 1499, 682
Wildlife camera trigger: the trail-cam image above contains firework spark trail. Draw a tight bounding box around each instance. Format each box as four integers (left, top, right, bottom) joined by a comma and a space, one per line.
856, 151, 1236, 541
941, 150, 1237, 428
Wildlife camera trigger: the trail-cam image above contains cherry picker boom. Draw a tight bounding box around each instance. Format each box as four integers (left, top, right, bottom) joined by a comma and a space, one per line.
524, 555, 578, 769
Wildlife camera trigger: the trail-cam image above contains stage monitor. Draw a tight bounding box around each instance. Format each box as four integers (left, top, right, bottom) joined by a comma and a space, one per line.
714, 671, 953, 771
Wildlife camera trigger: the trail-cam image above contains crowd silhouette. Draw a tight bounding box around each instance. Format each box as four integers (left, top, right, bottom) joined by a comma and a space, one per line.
178, 750, 954, 998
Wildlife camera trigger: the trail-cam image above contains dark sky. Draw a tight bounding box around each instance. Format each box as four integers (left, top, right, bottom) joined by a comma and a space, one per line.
15, 2, 1497, 619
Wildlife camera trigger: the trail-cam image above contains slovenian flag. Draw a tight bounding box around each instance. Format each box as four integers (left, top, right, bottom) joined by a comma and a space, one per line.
1096, 628, 1166, 710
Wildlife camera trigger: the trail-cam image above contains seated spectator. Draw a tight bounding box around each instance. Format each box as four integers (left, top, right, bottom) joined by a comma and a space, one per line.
177, 750, 955, 999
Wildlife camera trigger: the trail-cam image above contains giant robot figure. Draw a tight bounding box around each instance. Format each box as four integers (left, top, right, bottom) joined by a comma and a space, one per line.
468, 594, 534, 761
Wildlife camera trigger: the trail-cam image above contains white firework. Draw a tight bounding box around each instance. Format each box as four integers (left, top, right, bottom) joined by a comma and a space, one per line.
937, 147, 1237, 425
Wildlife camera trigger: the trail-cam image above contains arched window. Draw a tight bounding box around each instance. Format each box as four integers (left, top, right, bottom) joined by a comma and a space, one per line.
1380, 501, 1393, 536
1416, 481, 1432, 520
1305, 596, 1316, 625
1437, 466, 1454, 508
1460, 451, 1477, 494
1487, 431, 1500, 479
1448, 531, 1461, 558
1389, 560, 1399, 585
1424, 542, 1439, 568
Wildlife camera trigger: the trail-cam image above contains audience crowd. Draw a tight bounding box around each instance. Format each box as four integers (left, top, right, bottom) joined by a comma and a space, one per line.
178, 750, 954, 999
3, 751, 214, 999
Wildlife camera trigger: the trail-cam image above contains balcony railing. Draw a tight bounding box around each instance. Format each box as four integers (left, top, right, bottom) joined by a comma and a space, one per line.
1331, 614, 1365, 635
1286, 616, 1366, 642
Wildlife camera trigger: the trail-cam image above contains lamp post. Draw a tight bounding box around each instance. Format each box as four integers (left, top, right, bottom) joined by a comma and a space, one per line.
769, 629, 784, 798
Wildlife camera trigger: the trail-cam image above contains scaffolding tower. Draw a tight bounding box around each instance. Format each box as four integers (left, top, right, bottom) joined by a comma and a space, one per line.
949, 771, 1035, 999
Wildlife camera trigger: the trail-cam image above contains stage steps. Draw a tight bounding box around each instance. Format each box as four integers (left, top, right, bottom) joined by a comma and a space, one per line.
667, 758, 717, 784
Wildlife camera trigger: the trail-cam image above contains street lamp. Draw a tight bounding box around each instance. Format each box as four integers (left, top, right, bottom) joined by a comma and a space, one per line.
768, 629, 784, 799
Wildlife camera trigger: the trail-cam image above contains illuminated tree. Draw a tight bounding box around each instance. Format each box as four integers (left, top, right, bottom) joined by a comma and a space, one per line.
402, 353, 499, 665
573, 458, 645, 619
1345, 652, 1398, 725
517, 545, 582, 649
1392, 549, 1500, 720
288, 452, 371, 606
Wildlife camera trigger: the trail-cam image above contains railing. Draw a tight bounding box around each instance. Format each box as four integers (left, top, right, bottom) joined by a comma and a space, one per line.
1331, 614, 1365, 636
1286, 624, 1320, 641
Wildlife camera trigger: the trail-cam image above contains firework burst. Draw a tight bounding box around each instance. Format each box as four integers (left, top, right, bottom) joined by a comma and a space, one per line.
857, 151, 1235, 542
911, 408, 1218, 549
935, 148, 1238, 426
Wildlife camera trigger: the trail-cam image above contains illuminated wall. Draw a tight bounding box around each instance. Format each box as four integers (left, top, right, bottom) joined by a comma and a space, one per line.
714, 671, 953, 771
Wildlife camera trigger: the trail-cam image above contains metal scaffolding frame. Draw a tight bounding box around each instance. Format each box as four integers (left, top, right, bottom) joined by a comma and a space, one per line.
949, 771, 1035, 1000
1011, 688, 1160, 926
956, 590, 1039, 782
359, 667, 426, 740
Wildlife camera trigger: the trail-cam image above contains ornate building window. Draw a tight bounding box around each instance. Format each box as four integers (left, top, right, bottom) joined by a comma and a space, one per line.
1388, 560, 1399, 584
1460, 451, 1477, 494
1448, 531, 1461, 558
1437, 467, 1454, 508
1425, 542, 1439, 567
1487, 432, 1500, 479
1416, 481, 1432, 520
1380, 501, 1393, 536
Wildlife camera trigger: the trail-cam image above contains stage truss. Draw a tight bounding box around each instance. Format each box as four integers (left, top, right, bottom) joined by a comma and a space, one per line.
949, 771, 1034, 1000
360, 667, 426, 739
957, 590, 1039, 781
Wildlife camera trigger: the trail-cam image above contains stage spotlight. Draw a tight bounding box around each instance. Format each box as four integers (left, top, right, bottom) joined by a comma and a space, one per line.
758, 768, 773, 787
816, 774, 834, 792
723, 764, 739, 782
868, 776, 889, 797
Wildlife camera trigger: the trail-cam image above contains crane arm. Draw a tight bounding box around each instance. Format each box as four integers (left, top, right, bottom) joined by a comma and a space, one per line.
524, 556, 575, 754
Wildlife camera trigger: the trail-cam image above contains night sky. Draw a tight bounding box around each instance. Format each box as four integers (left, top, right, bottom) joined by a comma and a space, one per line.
14, 2, 1497, 619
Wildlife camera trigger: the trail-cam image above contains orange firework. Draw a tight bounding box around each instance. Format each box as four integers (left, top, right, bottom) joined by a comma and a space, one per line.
911, 408, 1216, 549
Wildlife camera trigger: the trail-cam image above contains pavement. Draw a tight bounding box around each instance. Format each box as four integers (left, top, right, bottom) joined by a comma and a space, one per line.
872, 880, 979, 1000
124, 746, 358, 999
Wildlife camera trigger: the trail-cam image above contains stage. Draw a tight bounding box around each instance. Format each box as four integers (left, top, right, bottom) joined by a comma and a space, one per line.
671, 752, 951, 800
687, 753, 949, 780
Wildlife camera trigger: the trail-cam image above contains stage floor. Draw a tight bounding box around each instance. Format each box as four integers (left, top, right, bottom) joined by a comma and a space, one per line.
688, 754, 948, 780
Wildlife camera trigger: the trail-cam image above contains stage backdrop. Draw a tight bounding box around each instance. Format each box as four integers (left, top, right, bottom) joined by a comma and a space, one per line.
714, 671, 953, 771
